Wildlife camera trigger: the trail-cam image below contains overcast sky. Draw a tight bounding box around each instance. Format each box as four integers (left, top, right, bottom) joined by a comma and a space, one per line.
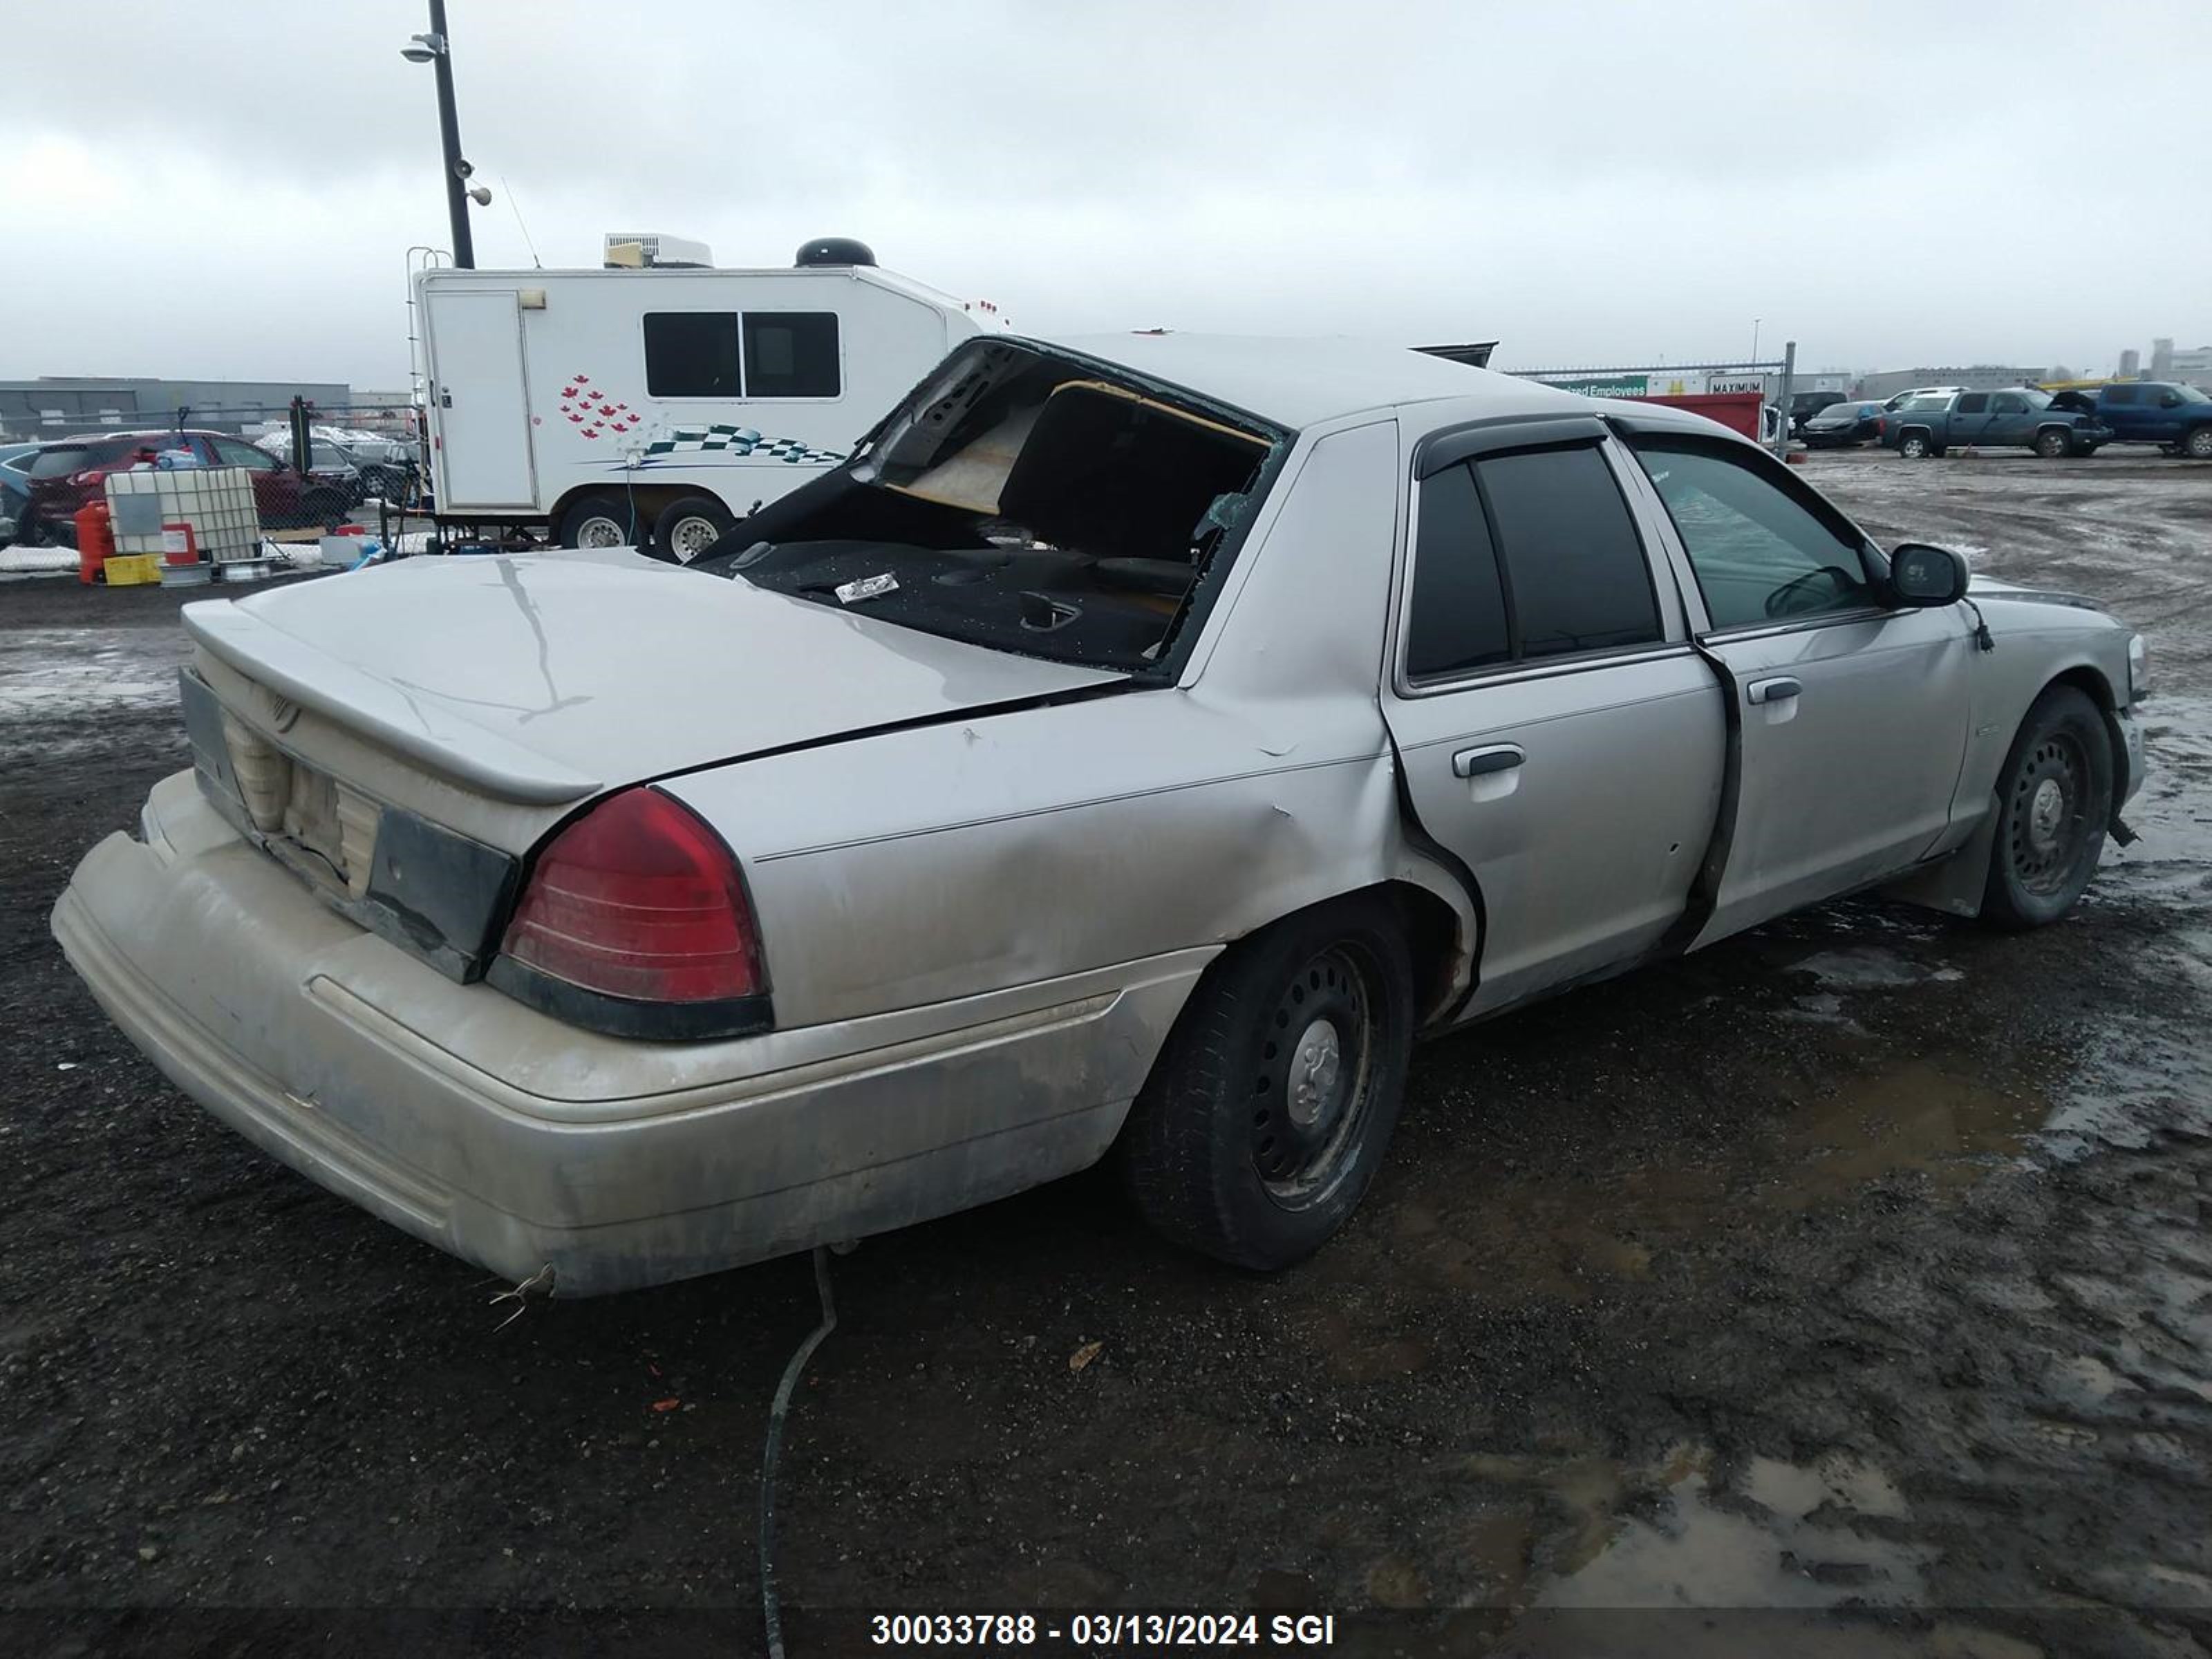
7, 1, 2206, 388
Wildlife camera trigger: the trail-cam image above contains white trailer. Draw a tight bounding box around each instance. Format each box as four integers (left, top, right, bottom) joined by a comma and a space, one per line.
411, 246, 1001, 559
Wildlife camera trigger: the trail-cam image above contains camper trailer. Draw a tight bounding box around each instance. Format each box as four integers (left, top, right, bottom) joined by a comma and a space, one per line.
411, 238, 1003, 559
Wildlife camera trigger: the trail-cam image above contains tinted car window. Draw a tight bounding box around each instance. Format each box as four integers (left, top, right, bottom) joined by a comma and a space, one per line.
212, 438, 278, 471
644, 312, 742, 397
1634, 440, 1876, 630
742, 312, 841, 398
2101, 384, 2138, 406
1956, 393, 1989, 414
27, 446, 91, 478
1405, 461, 1511, 679
1473, 446, 1660, 659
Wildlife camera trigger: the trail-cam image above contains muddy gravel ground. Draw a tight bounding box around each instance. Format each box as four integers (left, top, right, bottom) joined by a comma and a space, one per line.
3, 450, 2211, 1658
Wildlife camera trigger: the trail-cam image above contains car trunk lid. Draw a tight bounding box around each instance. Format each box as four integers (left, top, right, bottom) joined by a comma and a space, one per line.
183, 550, 1129, 807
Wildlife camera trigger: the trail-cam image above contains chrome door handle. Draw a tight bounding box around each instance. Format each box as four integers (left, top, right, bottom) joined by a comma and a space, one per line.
1452, 744, 1525, 778
1746, 677, 1802, 706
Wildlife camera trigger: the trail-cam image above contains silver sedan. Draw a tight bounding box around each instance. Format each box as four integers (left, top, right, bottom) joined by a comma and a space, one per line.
53, 334, 2149, 1293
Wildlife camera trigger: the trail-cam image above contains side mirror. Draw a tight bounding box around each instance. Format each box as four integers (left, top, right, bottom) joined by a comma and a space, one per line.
1890, 542, 1970, 607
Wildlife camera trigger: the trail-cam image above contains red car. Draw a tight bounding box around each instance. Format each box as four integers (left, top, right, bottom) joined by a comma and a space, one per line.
17, 430, 352, 544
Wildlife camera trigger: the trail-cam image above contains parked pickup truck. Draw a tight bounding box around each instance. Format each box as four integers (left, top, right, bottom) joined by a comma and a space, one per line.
1882, 388, 2112, 460
2095, 381, 2212, 459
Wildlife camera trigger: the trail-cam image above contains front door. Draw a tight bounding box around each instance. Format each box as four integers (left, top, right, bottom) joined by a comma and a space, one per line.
1619, 433, 1975, 942
1382, 429, 1727, 1015
1985, 390, 2035, 447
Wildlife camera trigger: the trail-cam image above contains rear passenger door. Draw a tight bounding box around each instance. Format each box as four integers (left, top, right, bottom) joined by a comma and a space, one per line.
1382, 422, 1728, 1016
1620, 433, 1974, 941
1947, 391, 1992, 447
2097, 384, 2139, 440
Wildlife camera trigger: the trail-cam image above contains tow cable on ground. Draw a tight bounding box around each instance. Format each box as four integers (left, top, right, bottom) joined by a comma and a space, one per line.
760, 1245, 839, 1659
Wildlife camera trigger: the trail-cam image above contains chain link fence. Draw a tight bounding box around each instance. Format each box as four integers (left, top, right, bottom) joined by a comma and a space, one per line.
2, 400, 431, 547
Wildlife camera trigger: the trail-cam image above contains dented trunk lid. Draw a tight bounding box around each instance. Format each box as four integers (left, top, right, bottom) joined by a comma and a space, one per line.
183, 550, 1128, 807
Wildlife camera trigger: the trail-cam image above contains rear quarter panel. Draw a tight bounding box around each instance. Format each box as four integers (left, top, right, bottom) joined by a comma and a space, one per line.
661, 416, 1476, 1028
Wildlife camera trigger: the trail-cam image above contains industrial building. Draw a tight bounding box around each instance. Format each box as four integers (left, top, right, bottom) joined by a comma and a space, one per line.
0, 376, 353, 440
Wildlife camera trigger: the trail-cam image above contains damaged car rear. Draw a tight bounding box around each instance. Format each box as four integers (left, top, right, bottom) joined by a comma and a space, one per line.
52, 332, 2146, 1294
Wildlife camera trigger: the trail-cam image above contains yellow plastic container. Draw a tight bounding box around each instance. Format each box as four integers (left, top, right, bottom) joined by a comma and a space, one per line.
103, 554, 165, 587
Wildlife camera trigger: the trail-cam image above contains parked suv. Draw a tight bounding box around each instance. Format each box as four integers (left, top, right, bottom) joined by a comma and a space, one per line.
19, 430, 353, 543
2095, 381, 2212, 459
1882, 388, 2111, 460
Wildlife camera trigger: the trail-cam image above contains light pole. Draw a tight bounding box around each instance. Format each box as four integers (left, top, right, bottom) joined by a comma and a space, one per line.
400, 0, 476, 269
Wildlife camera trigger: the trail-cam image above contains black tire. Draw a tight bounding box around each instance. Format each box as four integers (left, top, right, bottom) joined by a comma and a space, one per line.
2033, 427, 2070, 460
650, 495, 738, 565
1118, 894, 1415, 1269
1980, 685, 2114, 931
2184, 427, 2212, 461
556, 491, 639, 550
1899, 431, 1932, 460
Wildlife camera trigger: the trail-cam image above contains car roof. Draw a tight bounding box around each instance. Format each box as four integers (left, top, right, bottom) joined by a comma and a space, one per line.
1029, 332, 1590, 428
57, 429, 209, 444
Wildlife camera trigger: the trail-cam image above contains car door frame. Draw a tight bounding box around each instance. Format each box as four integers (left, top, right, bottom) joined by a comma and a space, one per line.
1379, 414, 1732, 1020
1607, 417, 1977, 943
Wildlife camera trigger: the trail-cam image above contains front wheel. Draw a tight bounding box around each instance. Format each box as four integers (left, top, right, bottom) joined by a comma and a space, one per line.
1118, 894, 1414, 1269
1980, 685, 2113, 930
2034, 428, 2070, 459
556, 491, 638, 550
650, 495, 738, 564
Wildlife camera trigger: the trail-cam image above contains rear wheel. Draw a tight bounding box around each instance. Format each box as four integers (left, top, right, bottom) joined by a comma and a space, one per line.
1118, 894, 1414, 1269
1899, 431, 1932, 460
2184, 427, 2212, 460
650, 495, 738, 564
556, 491, 638, 550
1980, 685, 2113, 930
2033, 428, 2070, 459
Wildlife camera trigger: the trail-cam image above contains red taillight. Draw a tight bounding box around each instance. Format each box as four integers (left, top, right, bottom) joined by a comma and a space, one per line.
499, 788, 765, 1004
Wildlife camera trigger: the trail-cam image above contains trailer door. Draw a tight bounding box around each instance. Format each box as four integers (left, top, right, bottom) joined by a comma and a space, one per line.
427, 289, 535, 510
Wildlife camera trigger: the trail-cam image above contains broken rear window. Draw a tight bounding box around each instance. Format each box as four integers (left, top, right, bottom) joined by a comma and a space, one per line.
693, 342, 1284, 673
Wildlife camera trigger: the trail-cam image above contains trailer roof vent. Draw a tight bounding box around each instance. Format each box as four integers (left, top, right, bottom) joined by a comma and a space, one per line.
795, 236, 877, 269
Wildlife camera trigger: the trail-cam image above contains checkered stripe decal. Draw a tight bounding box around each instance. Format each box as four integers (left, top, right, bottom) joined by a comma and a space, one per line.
642, 424, 847, 465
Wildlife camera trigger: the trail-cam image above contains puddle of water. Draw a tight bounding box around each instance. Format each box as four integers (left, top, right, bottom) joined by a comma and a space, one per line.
0, 626, 186, 721
1535, 1456, 1928, 1611
1792, 947, 1962, 991
1768, 1060, 2045, 1208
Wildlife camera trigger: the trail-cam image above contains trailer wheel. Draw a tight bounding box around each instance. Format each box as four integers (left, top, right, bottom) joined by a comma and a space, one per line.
556, 492, 640, 550
650, 496, 738, 564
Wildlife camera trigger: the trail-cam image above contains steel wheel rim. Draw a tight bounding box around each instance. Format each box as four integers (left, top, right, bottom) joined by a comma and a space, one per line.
1250, 944, 1376, 1207
2007, 731, 2090, 895
573, 514, 626, 548
668, 516, 721, 561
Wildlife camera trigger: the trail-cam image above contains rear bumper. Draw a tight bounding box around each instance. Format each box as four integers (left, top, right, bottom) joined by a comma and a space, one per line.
52, 772, 1208, 1294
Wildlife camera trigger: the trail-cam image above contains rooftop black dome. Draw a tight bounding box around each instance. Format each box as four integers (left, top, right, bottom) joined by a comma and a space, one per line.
795, 236, 877, 268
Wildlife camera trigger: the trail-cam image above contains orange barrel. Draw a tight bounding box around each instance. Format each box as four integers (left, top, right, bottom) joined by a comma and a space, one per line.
75, 503, 115, 585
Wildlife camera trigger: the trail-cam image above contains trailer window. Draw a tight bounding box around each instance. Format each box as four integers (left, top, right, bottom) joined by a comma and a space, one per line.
742, 312, 840, 399
644, 312, 742, 397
